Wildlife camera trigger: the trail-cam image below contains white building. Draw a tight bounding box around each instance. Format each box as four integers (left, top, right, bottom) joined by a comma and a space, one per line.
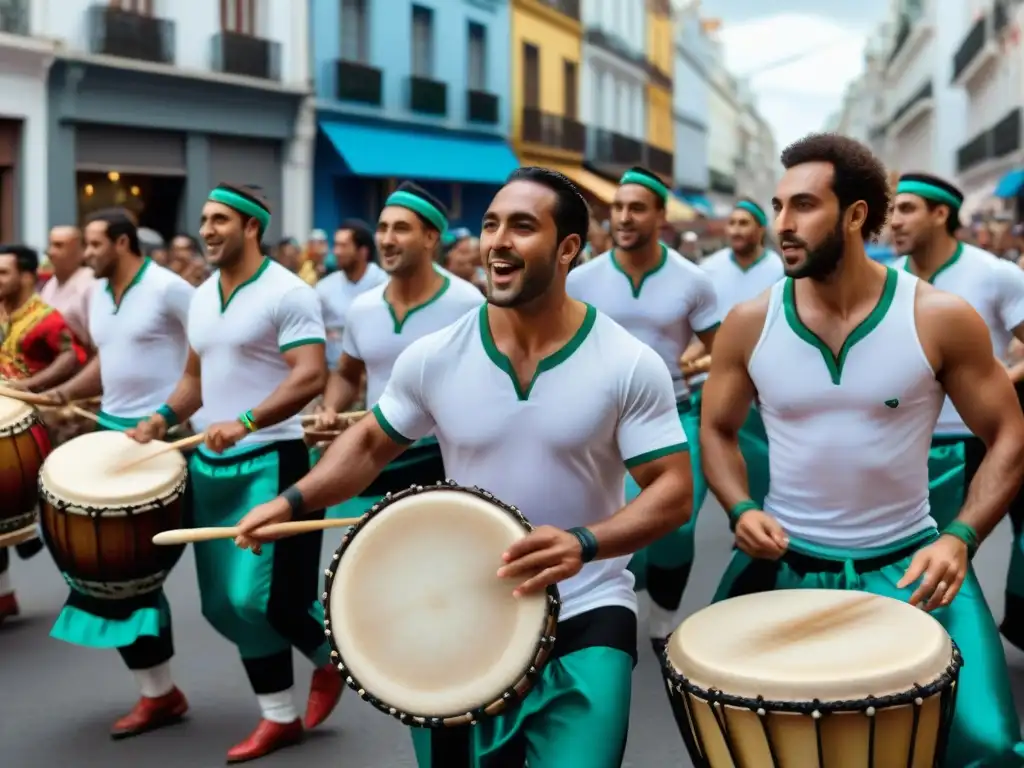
705, 32, 741, 217
734, 81, 778, 209
672, 5, 711, 203
39, 0, 312, 242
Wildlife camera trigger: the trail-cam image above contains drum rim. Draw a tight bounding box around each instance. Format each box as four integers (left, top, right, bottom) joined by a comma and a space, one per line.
38, 474, 188, 516
660, 640, 963, 715
0, 408, 42, 437
322, 479, 562, 728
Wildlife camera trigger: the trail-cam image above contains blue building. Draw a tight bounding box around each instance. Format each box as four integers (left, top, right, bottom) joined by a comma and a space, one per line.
312, 0, 517, 232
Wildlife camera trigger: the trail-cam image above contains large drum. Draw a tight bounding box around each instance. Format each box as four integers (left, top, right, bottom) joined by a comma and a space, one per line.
39, 430, 189, 599
0, 395, 51, 547
323, 481, 560, 762
663, 590, 962, 767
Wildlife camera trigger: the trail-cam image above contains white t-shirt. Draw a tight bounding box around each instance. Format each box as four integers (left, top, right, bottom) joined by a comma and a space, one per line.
374, 304, 687, 620
566, 244, 719, 399
700, 247, 785, 314
315, 263, 388, 369
896, 243, 1024, 436
189, 258, 326, 446
342, 272, 484, 408
90, 259, 193, 418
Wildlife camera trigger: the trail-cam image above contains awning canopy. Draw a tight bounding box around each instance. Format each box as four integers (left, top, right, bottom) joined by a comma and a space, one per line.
666, 195, 696, 223
551, 165, 619, 204
319, 120, 519, 184
994, 169, 1024, 198
678, 193, 714, 217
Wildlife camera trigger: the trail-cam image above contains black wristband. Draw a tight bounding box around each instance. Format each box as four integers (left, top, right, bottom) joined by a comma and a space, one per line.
567, 526, 599, 563
281, 485, 305, 518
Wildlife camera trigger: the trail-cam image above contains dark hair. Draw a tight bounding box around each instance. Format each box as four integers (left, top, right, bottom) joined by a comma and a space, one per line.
85, 208, 141, 255
624, 165, 666, 210
505, 166, 590, 255
779, 133, 890, 240
899, 172, 962, 236
336, 219, 377, 261
0, 244, 39, 274
172, 233, 200, 250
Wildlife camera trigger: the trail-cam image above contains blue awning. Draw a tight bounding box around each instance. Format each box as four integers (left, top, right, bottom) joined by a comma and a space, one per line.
678, 193, 714, 216
319, 119, 519, 184
995, 169, 1024, 198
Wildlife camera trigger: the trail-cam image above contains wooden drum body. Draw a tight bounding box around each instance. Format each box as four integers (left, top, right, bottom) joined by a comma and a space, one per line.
39, 430, 189, 600
0, 395, 51, 544
663, 590, 962, 768
323, 481, 560, 729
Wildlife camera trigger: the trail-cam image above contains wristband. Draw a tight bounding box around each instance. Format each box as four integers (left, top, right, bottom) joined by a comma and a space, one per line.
728, 500, 760, 531
567, 526, 599, 563
238, 409, 258, 433
942, 520, 979, 559
155, 404, 178, 427
281, 485, 305, 518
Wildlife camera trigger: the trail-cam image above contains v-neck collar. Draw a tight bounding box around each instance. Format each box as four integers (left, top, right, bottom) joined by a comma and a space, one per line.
902, 242, 963, 284
609, 243, 668, 298
106, 257, 151, 314
219, 257, 271, 313
384, 274, 451, 333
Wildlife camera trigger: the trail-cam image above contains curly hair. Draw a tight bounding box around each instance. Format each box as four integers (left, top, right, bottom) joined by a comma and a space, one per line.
779, 133, 890, 240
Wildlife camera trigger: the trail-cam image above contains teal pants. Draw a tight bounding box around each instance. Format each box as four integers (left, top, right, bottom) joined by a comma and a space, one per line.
190, 440, 331, 693
714, 531, 1024, 767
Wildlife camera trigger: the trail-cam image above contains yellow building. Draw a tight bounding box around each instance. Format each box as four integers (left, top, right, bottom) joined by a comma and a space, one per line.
646, 0, 674, 177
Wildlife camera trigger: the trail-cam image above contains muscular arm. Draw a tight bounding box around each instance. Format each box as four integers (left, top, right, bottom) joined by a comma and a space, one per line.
322, 353, 365, 412
695, 326, 717, 352
250, 343, 328, 428
20, 351, 80, 392
1005, 325, 1024, 382
160, 348, 204, 425
49, 355, 102, 401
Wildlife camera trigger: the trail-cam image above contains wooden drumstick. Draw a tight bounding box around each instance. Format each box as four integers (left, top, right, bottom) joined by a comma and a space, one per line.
300, 410, 367, 425
115, 433, 206, 472
764, 594, 877, 644
63, 404, 101, 422
0, 384, 55, 406
153, 517, 363, 545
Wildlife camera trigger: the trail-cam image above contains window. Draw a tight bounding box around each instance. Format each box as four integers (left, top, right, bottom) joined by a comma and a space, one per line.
411, 5, 434, 78
467, 22, 487, 92
341, 0, 369, 63
110, 0, 153, 13
523, 43, 540, 108
221, 0, 256, 35
563, 59, 578, 119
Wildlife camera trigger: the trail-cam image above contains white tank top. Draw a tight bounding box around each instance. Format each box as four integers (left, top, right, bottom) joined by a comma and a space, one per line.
748, 269, 942, 548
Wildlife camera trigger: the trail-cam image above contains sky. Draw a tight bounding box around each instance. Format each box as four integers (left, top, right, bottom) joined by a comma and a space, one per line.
696, 0, 891, 152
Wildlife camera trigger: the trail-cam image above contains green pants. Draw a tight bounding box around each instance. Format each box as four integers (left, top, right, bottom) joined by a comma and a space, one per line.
714, 531, 1024, 767
190, 440, 330, 693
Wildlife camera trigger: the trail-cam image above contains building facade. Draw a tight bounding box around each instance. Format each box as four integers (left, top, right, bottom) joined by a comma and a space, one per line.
672, 6, 711, 211
45, 0, 311, 244
645, 0, 675, 182
705, 30, 741, 217
313, 0, 516, 232
734, 83, 777, 210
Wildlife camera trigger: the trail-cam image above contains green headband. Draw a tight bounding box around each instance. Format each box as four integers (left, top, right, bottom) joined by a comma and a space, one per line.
619, 170, 668, 202
735, 200, 767, 227
896, 180, 963, 211
208, 187, 271, 237
385, 190, 448, 234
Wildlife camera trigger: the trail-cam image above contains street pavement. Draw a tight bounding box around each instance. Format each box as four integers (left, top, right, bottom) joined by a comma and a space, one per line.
3, 499, 1024, 768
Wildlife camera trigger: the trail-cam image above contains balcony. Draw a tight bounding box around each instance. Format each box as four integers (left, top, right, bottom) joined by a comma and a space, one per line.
647, 145, 673, 178
584, 27, 645, 68
952, 17, 985, 83
211, 32, 280, 81
709, 169, 735, 195
409, 76, 447, 116
87, 3, 175, 65
649, 0, 671, 15
588, 128, 645, 169
336, 60, 383, 106
522, 108, 585, 153
956, 108, 1022, 174
646, 61, 672, 90
537, 0, 580, 21
993, 108, 1022, 157
887, 15, 911, 65
887, 80, 933, 134
467, 90, 500, 125
0, 0, 29, 34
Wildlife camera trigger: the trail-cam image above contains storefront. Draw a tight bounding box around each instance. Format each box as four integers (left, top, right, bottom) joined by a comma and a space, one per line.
47, 59, 308, 243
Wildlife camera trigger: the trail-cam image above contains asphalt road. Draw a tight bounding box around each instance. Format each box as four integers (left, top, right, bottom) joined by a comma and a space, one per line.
3, 500, 1024, 768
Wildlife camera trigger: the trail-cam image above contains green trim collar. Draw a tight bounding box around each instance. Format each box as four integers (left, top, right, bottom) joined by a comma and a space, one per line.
610, 242, 669, 298
385, 274, 451, 332
219, 256, 271, 313
901, 242, 963, 284
106, 257, 151, 314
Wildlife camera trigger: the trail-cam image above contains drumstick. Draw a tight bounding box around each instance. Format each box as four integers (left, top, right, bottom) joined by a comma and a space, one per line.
765, 594, 877, 643
0, 384, 55, 406
63, 404, 100, 422
115, 433, 206, 472
300, 410, 367, 425
153, 517, 363, 545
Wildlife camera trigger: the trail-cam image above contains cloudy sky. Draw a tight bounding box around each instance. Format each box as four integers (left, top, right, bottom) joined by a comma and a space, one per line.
697, 0, 891, 152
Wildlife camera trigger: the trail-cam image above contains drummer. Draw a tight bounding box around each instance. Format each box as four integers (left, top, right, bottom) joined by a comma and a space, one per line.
234, 167, 694, 767
702, 133, 1024, 765
128, 184, 340, 763
39, 208, 194, 740
565, 167, 718, 652
314, 182, 483, 516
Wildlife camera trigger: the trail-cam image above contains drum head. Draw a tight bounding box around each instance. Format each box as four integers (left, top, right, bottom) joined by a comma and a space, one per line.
41, 430, 186, 506
328, 488, 551, 717
667, 590, 953, 701
0, 395, 33, 430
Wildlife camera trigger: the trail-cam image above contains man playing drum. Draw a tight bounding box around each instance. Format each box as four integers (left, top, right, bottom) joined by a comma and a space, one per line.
566, 167, 718, 651
314, 183, 483, 517
128, 184, 341, 763
37, 209, 194, 739
702, 133, 1024, 766
235, 167, 694, 767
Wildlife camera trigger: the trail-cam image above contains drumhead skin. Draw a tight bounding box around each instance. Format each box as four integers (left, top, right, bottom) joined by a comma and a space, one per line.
40, 430, 187, 507
667, 590, 953, 701
328, 487, 553, 718
0, 395, 34, 432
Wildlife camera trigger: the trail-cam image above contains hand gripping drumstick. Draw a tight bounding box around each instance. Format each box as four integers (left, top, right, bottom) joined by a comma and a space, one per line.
152, 517, 363, 545
0, 384, 58, 406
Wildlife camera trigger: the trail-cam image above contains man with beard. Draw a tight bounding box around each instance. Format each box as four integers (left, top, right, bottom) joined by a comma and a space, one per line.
313, 183, 482, 517
890, 172, 1024, 652
35, 208, 194, 739
566, 166, 718, 655
232, 166, 693, 767
128, 184, 341, 763
702, 133, 1024, 765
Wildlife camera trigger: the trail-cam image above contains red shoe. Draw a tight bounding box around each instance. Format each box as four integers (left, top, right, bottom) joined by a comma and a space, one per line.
226, 719, 303, 763
304, 664, 344, 728
0, 592, 20, 625
110, 687, 188, 739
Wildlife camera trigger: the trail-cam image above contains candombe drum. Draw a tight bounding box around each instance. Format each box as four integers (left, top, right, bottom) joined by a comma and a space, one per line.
663, 590, 961, 767
0, 394, 51, 547
39, 430, 189, 600
323, 481, 560, 765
